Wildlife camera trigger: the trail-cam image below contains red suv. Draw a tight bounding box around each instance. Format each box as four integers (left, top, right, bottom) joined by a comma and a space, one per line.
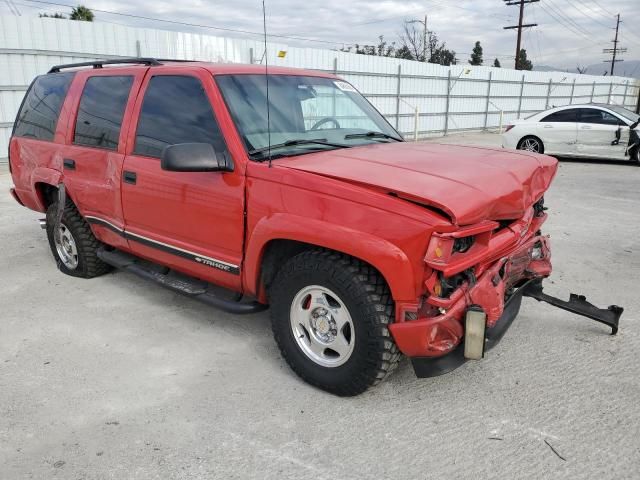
8, 58, 621, 395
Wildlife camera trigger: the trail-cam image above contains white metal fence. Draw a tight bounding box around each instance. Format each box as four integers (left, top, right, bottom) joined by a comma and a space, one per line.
1, 15, 639, 160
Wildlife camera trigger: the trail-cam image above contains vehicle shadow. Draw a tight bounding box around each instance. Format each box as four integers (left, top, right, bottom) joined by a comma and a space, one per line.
554, 156, 635, 167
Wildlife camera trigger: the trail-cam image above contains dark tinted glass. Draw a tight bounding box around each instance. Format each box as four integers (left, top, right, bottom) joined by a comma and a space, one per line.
579, 109, 620, 126
541, 109, 578, 123
74, 76, 133, 150
13, 72, 74, 141
134, 75, 225, 158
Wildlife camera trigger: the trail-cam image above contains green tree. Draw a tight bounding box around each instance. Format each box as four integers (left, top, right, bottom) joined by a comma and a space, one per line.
493, 58, 501, 68
70, 5, 94, 21
516, 49, 532, 70
343, 36, 396, 57
469, 41, 483, 65
39, 12, 66, 18
395, 45, 414, 60
431, 44, 457, 66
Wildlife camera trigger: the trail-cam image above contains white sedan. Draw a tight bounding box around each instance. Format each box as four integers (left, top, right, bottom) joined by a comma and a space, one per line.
502, 104, 640, 164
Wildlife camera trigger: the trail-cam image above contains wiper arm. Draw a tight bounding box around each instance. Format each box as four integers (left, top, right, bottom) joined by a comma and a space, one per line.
248, 138, 350, 158
344, 131, 403, 142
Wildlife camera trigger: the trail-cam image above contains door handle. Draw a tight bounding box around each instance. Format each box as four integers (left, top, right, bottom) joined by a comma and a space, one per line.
580, 125, 592, 130
543, 125, 553, 128
123, 171, 137, 185
63, 158, 76, 170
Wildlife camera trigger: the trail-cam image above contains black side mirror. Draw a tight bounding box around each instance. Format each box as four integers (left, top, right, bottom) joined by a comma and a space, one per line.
161, 143, 233, 172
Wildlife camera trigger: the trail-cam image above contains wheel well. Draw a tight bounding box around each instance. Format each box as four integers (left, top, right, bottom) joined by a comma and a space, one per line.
259, 240, 390, 300
35, 183, 59, 209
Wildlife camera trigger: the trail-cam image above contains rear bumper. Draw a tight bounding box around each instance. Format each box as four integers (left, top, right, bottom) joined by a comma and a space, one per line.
410, 281, 527, 378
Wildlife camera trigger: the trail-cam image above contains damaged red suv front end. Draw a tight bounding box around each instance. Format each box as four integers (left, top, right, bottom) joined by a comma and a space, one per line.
390, 197, 553, 376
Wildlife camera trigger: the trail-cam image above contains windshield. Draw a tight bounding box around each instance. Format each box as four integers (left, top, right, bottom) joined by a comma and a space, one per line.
605, 105, 640, 124
215, 74, 402, 160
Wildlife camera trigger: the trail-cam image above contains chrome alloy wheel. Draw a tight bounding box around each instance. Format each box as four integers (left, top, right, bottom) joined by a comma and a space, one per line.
290, 285, 355, 367
520, 137, 541, 152
54, 223, 79, 270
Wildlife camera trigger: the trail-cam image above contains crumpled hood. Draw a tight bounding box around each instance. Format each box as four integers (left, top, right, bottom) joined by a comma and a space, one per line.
278, 142, 558, 226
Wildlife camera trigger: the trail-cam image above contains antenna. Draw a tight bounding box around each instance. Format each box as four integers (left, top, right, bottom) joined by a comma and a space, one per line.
262, 0, 272, 167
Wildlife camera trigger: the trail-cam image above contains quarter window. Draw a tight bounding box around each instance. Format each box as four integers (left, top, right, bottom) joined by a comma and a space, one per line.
74, 76, 133, 150
13, 72, 75, 141
134, 75, 225, 158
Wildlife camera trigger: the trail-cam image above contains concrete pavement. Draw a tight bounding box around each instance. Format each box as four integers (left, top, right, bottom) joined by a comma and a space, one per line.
1, 137, 639, 479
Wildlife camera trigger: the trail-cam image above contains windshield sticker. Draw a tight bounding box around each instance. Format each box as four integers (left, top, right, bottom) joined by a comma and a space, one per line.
334, 81, 357, 92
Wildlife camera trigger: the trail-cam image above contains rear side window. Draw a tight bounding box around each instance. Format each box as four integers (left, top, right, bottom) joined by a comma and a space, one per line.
134, 75, 225, 158
13, 72, 74, 141
74, 76, 134, 150
541, 109, 578, 123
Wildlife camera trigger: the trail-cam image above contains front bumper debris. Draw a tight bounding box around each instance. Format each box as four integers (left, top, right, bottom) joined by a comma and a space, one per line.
411, 281, 529, 378
522, 279, 623, 335
411, 278, 624, 378
390, 233, 552, 358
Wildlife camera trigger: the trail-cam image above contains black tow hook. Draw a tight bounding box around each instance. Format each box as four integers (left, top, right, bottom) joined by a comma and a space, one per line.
522, 279, 623, 335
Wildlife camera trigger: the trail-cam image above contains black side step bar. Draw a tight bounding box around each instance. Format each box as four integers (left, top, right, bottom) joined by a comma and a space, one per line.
522, 279, 623, 335
97, 248, 267, 315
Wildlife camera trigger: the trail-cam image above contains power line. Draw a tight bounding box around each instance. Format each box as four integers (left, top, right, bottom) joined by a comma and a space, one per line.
564, 0, 614, 29
538, 0, 600, 44
20, 0, 348, 46
587, 0, 614, 17
350, 0, 514, 27
543, 0, 593, 38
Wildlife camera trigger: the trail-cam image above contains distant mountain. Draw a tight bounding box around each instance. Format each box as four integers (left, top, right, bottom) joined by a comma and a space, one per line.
534, 60, 640, 79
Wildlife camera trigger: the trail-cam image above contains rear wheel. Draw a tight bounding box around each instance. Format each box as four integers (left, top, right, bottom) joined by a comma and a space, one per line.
631, 146, 640, 165
269, 250, 401, 396
46, 201, 111, 278
517, 136, 544, 154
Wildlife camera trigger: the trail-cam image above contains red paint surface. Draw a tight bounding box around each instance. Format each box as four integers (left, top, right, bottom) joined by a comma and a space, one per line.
9, 62, 558, 358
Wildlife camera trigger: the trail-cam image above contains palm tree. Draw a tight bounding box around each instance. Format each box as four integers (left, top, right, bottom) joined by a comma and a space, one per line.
70, 5, 94, 22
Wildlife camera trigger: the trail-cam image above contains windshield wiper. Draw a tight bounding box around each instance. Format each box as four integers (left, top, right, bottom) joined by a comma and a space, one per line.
344, 131, 403, 142
249, 138, 350, 158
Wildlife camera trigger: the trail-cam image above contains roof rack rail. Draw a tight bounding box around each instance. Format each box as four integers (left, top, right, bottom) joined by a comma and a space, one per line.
48, 57, 162, 73
154, 58, 201, 63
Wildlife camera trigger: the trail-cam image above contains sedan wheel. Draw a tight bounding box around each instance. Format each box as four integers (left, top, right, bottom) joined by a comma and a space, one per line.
518, 137, 543, 153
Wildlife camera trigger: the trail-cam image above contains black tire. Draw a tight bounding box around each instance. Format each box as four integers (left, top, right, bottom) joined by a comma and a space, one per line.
631, 147, 640, 165
269, 250, 401, 396
517, 135, 544, 154
46, 200, 112, 278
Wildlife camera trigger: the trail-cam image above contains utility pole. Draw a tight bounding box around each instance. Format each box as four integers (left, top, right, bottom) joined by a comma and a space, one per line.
503, 0, 538, 70
408, 15, 428, 62
603, 14, 626, 76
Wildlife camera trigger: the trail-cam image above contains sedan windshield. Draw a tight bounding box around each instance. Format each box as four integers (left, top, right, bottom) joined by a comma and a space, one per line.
605, 105, 640, 124
216, 74, 402, 160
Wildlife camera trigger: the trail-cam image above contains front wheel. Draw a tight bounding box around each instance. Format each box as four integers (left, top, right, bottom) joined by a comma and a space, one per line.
517, 136, 544, 154
269, 250, 401, 396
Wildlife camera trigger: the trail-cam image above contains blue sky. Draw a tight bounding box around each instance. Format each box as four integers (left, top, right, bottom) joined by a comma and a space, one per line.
2, 0, 639, 72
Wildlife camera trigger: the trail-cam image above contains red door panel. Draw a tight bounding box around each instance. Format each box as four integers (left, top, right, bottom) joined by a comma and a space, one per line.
56, 67, 148, 250
121, 68, 245, 290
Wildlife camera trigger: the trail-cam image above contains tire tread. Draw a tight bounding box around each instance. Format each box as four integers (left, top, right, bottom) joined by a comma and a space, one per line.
269, 249, 401, 396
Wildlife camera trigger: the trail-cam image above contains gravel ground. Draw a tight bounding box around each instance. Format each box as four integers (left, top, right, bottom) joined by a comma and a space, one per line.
1, 134, 639, 479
